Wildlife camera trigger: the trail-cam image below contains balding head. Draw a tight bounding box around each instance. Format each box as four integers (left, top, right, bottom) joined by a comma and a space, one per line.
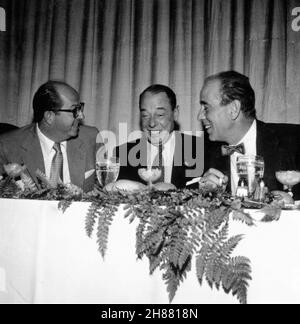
33, 80, 79, 123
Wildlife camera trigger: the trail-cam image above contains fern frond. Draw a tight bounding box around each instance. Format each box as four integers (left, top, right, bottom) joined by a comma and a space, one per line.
85, 202, 101, 237
20, 173, 37, 191
196, 244, 210, 285
0, 177, 20, 197
169, 226, 188, 267
232, 209, 255, 226
136, 217, 149, 257
35, 169, 54, 189
220, 235, 244, 260
222, 256, 252, 304
163, 264, 180, 303
96, 205, 115, 259
205, 251, 223, 289
260, 204, 281, 222
206, 206, 230, 230
58, 200, 73, 213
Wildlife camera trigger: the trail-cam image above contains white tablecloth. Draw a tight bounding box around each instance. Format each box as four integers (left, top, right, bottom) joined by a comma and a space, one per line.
0, 198, 300, 304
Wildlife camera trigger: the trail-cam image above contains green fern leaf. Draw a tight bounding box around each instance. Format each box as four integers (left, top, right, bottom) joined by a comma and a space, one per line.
220, 235, 244, 260
260, 204, 281, 222
20, 173, 38, 191
58, 200, 73, 213
136, 218, 149, 258
205, 252, 223, 289
163, 265, 180, 303
85, 202, 101, 237
232, 209, 255, 226
222, 256, 252, 304
206, 206, 230, 230
0, 177, 20, 198
196, 244, 210, 285
96, 206, 114, 259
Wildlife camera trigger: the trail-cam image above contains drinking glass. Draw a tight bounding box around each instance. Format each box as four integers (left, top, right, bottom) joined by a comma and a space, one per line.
96, 156, 120, 188
138, 167, 162, 188
275, 153, 300, 197
236, 155, 264, 196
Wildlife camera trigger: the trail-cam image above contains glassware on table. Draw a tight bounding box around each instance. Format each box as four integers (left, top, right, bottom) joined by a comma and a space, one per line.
236, 155, 264, 197
275, 152, 300, 197
138, 167, 161, 188
275, 170, 300, 197
96, 156, 120, 188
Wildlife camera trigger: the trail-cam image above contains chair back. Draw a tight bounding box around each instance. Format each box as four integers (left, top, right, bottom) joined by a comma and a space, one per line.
0, 123, 18, 135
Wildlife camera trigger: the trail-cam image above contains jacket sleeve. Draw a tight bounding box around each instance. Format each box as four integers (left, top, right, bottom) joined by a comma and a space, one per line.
0, 137, 8, 175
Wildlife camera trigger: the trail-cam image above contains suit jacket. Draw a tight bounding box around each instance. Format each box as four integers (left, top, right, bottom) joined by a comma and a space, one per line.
266, 122, 300, 199
0, 124, 98, 192
204, 120, 283, 193
116, 132, 204, 189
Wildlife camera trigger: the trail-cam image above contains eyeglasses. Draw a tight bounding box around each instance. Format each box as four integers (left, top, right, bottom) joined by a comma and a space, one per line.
54, 102, 85, 119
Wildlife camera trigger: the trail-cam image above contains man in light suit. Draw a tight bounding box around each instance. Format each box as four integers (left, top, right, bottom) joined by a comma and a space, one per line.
199, 70, 283, 194
116, 84, 203, 188
0, 80, 98, 192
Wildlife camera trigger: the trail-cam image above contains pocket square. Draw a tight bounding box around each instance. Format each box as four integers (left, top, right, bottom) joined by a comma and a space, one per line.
85, 169, 95, 179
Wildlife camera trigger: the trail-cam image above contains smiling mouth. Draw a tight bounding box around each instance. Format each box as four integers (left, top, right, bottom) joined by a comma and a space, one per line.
202, 120, 212, 131
149, 130, 160, 136
147, 130, 168, 145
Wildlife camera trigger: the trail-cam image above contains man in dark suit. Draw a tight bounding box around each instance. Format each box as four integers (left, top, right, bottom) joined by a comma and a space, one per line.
0, 80, 98, 192
199, 71, 283, 194
116, 84, 203, 188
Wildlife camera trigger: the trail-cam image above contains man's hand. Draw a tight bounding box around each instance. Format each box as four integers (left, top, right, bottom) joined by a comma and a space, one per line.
200, 168, 228, 190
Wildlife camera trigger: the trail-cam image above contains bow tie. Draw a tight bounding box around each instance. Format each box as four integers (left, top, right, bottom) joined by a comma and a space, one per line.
221, 143, 245, 156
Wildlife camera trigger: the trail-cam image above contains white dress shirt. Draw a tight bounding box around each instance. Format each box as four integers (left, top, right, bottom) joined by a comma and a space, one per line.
230, 119, 257, 194
147, 131, 176, 183
36, 125, 71, 184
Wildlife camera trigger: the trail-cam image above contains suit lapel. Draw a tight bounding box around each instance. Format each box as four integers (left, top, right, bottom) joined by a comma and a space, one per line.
256, 120, 278, 165
256, 120, 279, 190
21, 125, 45, 184
67, 137, 86, 188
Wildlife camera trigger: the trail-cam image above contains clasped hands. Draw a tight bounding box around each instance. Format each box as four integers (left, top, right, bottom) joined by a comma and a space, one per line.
199, 168, 228, 190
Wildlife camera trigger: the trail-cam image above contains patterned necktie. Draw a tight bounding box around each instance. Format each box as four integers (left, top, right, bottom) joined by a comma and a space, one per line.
49, 143, 63, 187
221, 143, 245, 156
152, 143, 165, 183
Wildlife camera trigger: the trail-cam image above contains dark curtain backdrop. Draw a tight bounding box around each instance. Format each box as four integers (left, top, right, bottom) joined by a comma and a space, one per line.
0, 0, 300, 137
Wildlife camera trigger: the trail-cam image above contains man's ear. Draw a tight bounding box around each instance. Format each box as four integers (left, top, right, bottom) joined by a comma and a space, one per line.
173, 105, 179, 121
43, 111, 55, 125
229, 100, 241, 120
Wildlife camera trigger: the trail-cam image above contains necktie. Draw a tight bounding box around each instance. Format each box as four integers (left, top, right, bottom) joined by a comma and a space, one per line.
152, 143, 165, 183
49, 143, 63, 187
221, 143, 245, 156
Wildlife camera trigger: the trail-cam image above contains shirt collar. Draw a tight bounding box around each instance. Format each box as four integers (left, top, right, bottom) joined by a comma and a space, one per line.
236, 119, 256, 146
36, 124, 66, 154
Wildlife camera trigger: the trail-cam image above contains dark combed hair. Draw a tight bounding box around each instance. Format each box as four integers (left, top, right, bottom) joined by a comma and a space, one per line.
206, 71, 256, 119
32, 80, 66, 123
139, 84, 177, 110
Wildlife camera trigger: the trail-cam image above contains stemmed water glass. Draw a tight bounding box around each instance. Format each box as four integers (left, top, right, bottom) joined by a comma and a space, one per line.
275, 153, 300, 197
138, 167, 161, 188
95, 144, 120, 188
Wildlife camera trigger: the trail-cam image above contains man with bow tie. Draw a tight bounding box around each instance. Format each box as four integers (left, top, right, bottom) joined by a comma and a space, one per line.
199, 70, 283, 194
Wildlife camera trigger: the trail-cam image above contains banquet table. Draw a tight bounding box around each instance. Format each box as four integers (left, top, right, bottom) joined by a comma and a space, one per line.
0, 198, 300, 304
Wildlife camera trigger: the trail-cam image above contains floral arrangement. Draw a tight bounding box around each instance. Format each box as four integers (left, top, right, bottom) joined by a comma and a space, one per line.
0, 163, 283, 304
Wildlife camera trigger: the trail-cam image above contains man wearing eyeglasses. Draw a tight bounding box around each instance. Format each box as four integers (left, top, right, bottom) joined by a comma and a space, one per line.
0, 80, 98, 192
